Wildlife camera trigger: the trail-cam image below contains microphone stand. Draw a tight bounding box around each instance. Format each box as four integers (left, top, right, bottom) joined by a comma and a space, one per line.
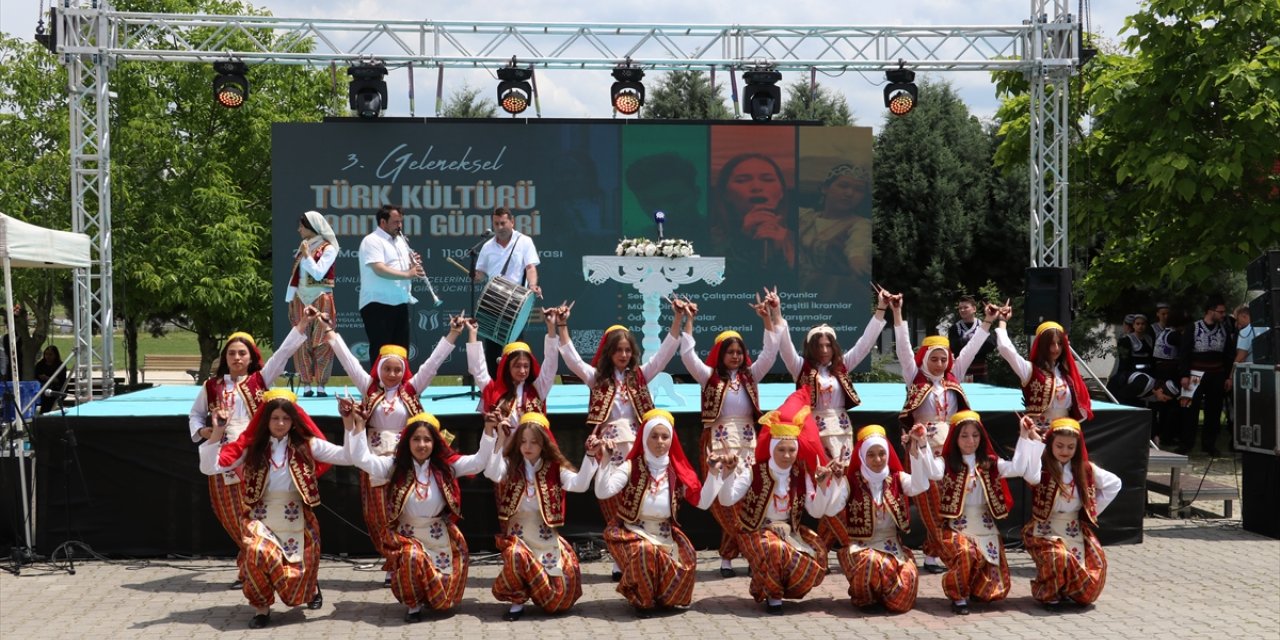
427, 233, 489, 402
49, 378, 89, 576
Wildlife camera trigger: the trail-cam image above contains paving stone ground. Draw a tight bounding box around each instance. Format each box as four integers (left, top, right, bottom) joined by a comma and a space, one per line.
2, 515, 1276, 640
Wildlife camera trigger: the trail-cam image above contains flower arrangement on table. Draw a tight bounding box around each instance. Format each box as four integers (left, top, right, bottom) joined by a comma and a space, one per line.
614, 237, 695, 258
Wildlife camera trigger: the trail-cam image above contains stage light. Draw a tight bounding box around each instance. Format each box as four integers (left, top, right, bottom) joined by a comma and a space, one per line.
497, 67, 533, 115
743, 69, 782, 121
212, 61, 249, 109
610, 66, 645, 115
883, 67, 918, 116
348, 63, 389, 119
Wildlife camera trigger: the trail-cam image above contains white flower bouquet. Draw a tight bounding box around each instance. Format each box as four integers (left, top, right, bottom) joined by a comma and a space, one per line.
614, 237, 695, 258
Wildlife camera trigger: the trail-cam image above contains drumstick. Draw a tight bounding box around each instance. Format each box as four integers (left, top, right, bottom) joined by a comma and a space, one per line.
446, 257, 472, 276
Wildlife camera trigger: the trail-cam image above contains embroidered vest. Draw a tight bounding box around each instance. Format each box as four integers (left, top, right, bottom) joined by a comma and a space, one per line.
495, 462, 566, 528
1022, 367, 1082, 420
205, 373, 268, 416
387, 462, 462, 524
289, 241, 335, 288
798, 363, 860, 409
585, 369, 654, 426
490, 388, 546, 418
362, 382, 424, 418
700, 371, 762, 423
242, 442, 321, 507
844, 474, 910, 538
1030, 465, 1097, 527
897, 375, 969, 431
735, 461, 806, 532
937, 463, 1010, 521
613, 462, 685, 524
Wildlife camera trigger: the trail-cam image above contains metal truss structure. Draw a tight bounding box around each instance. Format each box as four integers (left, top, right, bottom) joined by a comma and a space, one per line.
52, 0, 1078, 399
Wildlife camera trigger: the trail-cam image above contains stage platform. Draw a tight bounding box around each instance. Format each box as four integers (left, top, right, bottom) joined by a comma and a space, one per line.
2, 382, 1151, 558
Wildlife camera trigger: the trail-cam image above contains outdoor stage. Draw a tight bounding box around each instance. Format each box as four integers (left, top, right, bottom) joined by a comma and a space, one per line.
2, 382, 1150, 558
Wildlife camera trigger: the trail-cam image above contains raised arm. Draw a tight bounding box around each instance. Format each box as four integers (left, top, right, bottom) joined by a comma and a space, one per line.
465, 317, 494, 391
259, 317, 311, 383
532, 333, 560, 399
678, 333, 712, 385
408, 321, 466, 390
952, 320, 993, 380
749, 296, 782, 378
894, 321, 917, 384
561, 455, 600, 493
327, 331, 373, 390
842, 307, 889, 371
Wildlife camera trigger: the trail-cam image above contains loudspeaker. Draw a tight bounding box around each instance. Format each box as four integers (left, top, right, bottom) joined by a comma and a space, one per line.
1253, 327, 1279, 365
1246, 250, 1280, 290
1241, 452, 1280, 540
1249, 290, 1280, 329
1024, 267, 1072, 334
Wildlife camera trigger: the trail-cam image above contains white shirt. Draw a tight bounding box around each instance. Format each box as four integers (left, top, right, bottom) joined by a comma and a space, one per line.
484, 454, 600, 505
475, 230, 539, 285
467, 334, 560, 423
679, 327, 782, 419
285, 237, 338, 304
328, 332, 454, 435
995, 327, 1075, 420
187, 328, 308, 442
358, 227, 414, 309
720, 462, 830, 520
346, 426, 496, 518
199, 433, 351, 482
594, 459, 722, 517
778, 316, 886, 387
896, 323, 988, 424
559, 333, 680, 423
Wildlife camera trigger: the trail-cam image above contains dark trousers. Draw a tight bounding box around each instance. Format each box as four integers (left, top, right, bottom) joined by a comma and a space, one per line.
1182, 369, 1227, 453
360, 302, 410, 370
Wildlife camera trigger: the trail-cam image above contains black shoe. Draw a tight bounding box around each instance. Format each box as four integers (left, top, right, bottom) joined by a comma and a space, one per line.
503, 608, 524, 621
404, 610, 423, 624
1042, 599, 1064, 611
249, 613, 270, 629
635, 606, 654, 619
303, 390, 315, 397
612, 569, 623, 582
719, 567, 736, 578
307, 587, 323, 610
316, 391, 328, 397
950, 602, 969, 615
924, 563, 947, 574
230, 579, 244, 590
766, 602, 784, 615
384, 575, 393, 588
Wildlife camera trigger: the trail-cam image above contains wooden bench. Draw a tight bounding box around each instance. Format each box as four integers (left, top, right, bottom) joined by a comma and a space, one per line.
1146, 449, 1239, 517
141, 354, 204, 383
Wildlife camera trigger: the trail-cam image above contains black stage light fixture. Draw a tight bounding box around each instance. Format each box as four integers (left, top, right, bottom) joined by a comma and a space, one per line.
883, 67, 918, 116
348, 63, 389, 119
497, 67, 534, 115
743, 69, 782, 121
212, 61, 249, 109
610, 66, 646, 115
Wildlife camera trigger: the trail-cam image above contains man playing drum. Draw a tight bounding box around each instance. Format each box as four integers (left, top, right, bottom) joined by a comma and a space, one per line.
474, 207, 542, 378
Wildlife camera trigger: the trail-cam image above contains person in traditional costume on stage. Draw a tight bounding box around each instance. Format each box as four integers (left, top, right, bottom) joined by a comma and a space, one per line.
345, 405, 498, 622
467, 307, 561, 433
188, 310, 315, 590
286, 210, 340, 397
676, 289, 782, 577
891, 295, 991, 574
772, 285, 894, 561
557, 299, 684, 580
822, 424, 936, 613
919, 410, 1044, 615
718, 389, 831, 614
994, 307, 1094, 428
483, 412, 604, 620
198, 389, 351, 629
594, 409, 726, 617
326, 314, 466, 584
1022, 417, 1122, 609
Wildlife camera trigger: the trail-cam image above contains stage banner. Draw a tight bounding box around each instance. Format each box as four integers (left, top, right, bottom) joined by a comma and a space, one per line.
272, 120, 873, 375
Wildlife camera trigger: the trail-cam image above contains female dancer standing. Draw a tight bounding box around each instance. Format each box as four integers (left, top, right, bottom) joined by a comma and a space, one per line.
345, 405, 498, 622
1023, 417, 1122, 608
467, 308, 560, 432
286, 210, 339, 397
594, 409, 725, 617
993, 307, 1094, 427
677, 291, 782, 576
483, 412, 603, 620
199, 389, 350, 628
919, 410, 1044, 615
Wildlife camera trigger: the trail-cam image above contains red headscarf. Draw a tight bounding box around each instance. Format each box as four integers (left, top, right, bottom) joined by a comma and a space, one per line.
941, 410, 1013, 512
705, 330, 753, 388
365, 344, 409, 397
848, 425, 904, 477
914, 335, 956, 381
590, 325, 632, 368
625, 409, 702, 504
481, 342, 541, 412
754, 387, 829, 472
218, 392, 332, 476
1030, 323, 1093, 421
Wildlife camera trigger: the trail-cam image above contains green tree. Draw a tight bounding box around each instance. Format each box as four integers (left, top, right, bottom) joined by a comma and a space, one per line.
779, 80, 854, 126
439, 84, 498, 118
640, 70, 734, 120
994, 1, 1280, 308
873, 80, 1019, 329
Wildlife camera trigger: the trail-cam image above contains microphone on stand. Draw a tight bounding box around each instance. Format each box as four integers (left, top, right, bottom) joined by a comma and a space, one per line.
467, 229, 494, 256
654, 211, 665, 240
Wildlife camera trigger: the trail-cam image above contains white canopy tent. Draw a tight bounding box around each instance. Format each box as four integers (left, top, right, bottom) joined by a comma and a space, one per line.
0, 213, 91, 551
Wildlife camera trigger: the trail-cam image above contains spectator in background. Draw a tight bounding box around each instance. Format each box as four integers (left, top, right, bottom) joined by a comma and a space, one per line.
1115, 313, 1154, 377
947, 296, 995, 383
1151, 307, 1183, 450
1234, 305, 1267, 365
33, 345, 67, 414
1177, 296, 1234, 457
1152, 303, 1172, 336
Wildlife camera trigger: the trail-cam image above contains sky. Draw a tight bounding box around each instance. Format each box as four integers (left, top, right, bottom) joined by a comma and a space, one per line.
0, 1, 1147, 128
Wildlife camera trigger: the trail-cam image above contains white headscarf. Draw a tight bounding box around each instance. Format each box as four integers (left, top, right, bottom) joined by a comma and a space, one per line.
302, 210, 339, 250
378, 353, 407, 393
858, 435, 891, 504
922, 344, 950, 385
641, 413, 671, 473
767, 436, 795, 496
